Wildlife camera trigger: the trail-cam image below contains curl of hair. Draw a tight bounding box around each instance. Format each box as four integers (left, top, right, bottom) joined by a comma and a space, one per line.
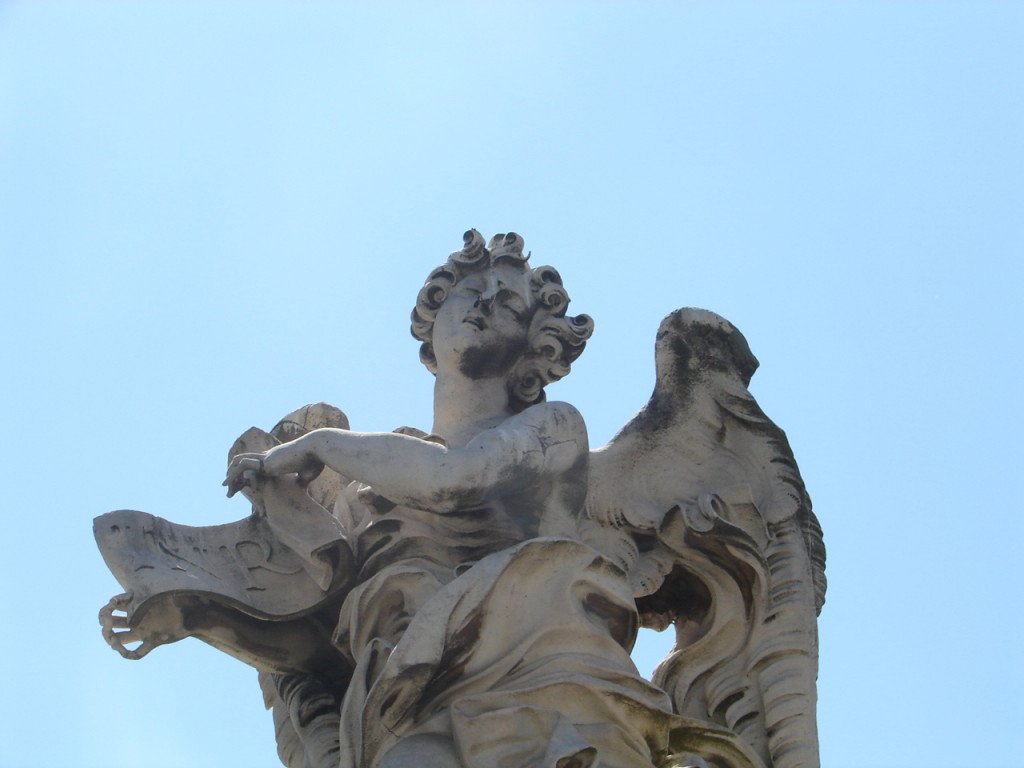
487, 232, 530, 268
410, 233, 594, 411
411, 264, 458, 371
449, 229, 489, 269
509, 307, 594, 409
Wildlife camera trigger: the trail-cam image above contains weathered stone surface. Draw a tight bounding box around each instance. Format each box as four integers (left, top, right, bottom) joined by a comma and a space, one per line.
96, 231, 824, 768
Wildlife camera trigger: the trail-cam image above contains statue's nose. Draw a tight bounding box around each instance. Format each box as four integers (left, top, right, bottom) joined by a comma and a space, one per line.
473, 295, 494, 315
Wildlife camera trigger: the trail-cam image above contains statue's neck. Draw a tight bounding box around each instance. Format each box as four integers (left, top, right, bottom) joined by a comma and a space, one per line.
432, 372, 513, 447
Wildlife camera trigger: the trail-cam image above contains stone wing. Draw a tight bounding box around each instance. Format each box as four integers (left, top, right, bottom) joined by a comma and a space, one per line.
582, 308, 825, 768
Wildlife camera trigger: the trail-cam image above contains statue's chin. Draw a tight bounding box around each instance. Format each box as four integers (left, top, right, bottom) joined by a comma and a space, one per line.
456, 339, 526, 380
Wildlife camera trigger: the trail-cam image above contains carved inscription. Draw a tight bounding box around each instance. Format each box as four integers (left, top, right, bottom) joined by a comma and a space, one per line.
95, 509, 351, 622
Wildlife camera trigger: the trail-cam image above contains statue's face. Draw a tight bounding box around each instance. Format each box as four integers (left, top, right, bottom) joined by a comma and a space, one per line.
432, 263, 532, 379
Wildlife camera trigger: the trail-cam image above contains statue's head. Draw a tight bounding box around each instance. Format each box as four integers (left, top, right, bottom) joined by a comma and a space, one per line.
412, 230, 594, 411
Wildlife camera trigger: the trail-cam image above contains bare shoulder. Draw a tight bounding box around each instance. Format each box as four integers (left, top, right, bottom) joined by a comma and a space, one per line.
507, 401, 588, 444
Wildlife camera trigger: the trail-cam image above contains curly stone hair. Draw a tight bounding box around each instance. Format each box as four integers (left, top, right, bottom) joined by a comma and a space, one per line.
411, 230, 595, 412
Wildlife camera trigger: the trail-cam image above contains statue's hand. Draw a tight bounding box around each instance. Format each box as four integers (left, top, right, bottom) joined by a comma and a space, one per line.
99, 592, 188, 660
224, 443, 325, 498
224, 451, 270, 497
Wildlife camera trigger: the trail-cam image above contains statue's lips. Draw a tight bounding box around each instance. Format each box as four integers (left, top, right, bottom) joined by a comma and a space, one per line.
463, 317, 486, 330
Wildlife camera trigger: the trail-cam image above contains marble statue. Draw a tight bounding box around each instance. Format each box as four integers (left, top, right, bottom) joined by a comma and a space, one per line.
95, 230, 825, 768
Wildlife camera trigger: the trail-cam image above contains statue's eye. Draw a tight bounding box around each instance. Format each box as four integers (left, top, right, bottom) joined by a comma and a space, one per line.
496, 289, 526, 319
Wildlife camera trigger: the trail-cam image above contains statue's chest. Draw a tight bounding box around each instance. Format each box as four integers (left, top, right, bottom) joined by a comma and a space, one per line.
355, 501, 541, 580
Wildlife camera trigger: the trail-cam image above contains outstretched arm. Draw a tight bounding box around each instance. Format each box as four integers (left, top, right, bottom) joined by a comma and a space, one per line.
225, 402, 587, 513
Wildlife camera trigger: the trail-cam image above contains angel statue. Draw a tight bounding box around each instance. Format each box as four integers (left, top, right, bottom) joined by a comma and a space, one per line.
95, 230, 825, 768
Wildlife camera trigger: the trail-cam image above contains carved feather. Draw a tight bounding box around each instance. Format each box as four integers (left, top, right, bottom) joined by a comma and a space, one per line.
584, 308, 826, 768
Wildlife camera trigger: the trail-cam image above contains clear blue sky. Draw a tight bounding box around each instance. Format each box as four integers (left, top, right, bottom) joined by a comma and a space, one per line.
1, 3, 1021, 767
